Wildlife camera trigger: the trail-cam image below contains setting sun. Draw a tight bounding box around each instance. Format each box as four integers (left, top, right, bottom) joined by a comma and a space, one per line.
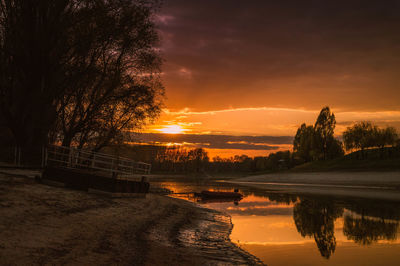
157, 125, 186, 134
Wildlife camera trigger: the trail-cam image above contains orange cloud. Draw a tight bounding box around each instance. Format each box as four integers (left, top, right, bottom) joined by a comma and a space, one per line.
149, 107, 400, 136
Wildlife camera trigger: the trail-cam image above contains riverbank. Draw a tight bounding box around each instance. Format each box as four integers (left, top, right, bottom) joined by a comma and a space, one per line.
289, 157, 400, 173
228, 171, 400, 200
0, 171, 261, 265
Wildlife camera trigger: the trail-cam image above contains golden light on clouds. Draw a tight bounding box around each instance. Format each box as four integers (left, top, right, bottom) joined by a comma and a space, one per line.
139, 107, 400, 158
153, 107, 400, 136
153, 0, 400, 158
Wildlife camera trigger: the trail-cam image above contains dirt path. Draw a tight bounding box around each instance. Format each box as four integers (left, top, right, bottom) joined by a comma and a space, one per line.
0, 172, 262, 265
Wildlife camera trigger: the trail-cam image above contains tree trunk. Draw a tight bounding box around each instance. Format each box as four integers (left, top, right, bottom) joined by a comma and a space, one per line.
62, 134, 74, 147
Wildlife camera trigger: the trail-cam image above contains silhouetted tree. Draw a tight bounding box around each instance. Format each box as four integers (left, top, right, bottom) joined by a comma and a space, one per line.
293, 107, 343, 162
188, 148, 209, 172
343, 121, 375, 158
0, 0, 163, 151
254, 156, 267, 171
55, 0, 163, 150
343, 122, 398, 158
375, 126, 398, 155
154, 146, 209, 173
153, 148, 297, 174
0, 0, 74, 147
314, 106, 337, 160
266, 150, 293, 170
325, 137, 344, 159
293, 123, 315, 162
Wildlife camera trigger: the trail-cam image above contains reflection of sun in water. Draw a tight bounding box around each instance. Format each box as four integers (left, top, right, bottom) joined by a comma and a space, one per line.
157, 125, 186, 134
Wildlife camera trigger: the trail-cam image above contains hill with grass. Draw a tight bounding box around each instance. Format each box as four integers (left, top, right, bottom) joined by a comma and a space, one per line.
290, 146, 400, 172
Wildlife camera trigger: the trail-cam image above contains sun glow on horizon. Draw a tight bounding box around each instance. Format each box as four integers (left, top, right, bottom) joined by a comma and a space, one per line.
156, 124, 187, 134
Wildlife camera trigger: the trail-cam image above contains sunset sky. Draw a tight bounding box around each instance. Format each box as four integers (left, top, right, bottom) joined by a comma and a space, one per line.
141, 0, 400, 158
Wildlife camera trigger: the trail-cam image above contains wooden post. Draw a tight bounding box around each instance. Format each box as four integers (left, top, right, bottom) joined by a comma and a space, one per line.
111, 158, 115, 178
14, 146, 17, 165
45, 147, 48, 167
91, 153, 96, 168
68, 148, 72, 167
41, 146, 45, 168
112, 171, 118, 179
17, 147, 21, 166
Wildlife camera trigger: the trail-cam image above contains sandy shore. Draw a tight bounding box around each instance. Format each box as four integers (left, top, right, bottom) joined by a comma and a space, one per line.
228, 171, 400, 200
0, 172, 261, 265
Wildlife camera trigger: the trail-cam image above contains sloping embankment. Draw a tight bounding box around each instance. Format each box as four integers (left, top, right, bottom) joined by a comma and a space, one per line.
229, 171, 400, 201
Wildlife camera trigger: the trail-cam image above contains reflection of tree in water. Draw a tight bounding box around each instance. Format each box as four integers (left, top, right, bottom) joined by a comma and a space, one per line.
293, 199, 343, 259
264, 193, 298, 205
345, 200, 400, 221
258, 191, 400, 259
343, 215, 399, 245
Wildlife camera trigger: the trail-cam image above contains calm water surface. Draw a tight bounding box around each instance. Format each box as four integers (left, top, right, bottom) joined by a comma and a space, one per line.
155, 180, 400, 266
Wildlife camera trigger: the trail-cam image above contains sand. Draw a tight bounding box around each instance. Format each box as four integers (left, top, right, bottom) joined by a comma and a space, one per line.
0, 171, 261, 265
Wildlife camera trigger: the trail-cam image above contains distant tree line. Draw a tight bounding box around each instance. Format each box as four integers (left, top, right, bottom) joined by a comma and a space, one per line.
153, 146, 209, 173
210, 151, 296, 173
151, 146, 296, 174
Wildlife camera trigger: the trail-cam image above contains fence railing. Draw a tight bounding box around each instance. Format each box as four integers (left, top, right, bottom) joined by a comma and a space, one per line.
0, 146, 47, 167
45, 145, 151, 176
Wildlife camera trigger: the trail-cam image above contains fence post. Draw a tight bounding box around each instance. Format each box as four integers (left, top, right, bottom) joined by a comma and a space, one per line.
111, 158, 115, 178
41, 145, 150, 178
14, 146, 17, 165
17, 147, 21, 166
91, 153, 96, 168
68, 148, 72, 167
41, 146, 44, 168
74, 148, 78, 166
44, 146, 48, 167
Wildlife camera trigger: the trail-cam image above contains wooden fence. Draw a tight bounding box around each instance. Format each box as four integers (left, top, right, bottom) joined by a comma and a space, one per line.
0, 145, 151, 177
45, 145, 151, 176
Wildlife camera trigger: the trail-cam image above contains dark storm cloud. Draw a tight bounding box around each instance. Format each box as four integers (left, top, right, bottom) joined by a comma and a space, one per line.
158, 0, 400, 111
135, 133, 293, 150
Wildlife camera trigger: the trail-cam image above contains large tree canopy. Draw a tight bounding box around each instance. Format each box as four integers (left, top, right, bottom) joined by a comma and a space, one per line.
293, 123, 315, 162
0, 0, 163, 149
0, 0, 74, 146
293, 106, 343, 162
343, 122, 398, 158
314, 106, 336, 160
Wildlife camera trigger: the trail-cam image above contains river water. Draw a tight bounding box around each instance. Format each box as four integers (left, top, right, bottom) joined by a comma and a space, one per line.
154, 180, 400, 266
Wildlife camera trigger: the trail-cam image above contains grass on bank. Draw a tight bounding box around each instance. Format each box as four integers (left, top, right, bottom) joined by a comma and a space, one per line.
290, 147, 400, 172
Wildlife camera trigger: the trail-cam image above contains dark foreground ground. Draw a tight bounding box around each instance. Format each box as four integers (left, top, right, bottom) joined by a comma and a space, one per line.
0, 171, 262, 265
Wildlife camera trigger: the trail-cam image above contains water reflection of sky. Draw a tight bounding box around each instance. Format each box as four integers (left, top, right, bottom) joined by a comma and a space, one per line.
157, 181, 400, 265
